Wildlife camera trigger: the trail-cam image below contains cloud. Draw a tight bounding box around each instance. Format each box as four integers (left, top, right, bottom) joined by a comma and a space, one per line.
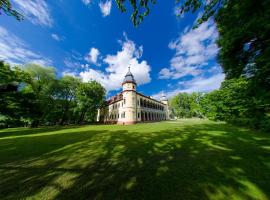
62, 71, 77, 77
85, 47, 100, 64
80, 34, 151, 92
153, 73, 225, 99
63, 57, 81, 69
99, 0, 112, 17
0, 26, 52, 66
82, 0, 91, 5
12, 0, 53, 27
159, 19, 219, 79
51, 33, 64, 41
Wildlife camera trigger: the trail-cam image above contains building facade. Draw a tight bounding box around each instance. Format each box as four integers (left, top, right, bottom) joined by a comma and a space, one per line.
97, 68, 170, 125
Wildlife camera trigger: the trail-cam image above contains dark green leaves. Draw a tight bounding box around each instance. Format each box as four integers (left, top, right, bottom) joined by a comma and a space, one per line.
0, 0, 23, 20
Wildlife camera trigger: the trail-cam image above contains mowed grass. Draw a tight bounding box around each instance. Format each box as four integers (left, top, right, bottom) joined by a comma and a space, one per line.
0, 119, 270, 200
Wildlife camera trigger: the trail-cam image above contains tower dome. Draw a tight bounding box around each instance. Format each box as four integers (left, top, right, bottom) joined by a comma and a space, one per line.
122, 67, 137, 85
161, 93, 168, 101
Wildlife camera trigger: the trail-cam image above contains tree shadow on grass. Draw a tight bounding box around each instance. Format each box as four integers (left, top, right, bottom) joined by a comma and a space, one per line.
0, 125, 84, 139
0, 123, 270, 199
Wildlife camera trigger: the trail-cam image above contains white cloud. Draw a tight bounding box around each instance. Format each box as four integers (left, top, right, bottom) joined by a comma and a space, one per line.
0, 26, 51, 66
63, 58, 81, 69
82, 0, 91, 5
51, 33, 64, 41
159, 19, 219, 79
99, 0, 112, 17
12, 0, 53, 27
62, 71, 78, 77
85, 47, 100, 64
153, 73, 225, 99
80, 34, 151, 92
178, 73, 225, 93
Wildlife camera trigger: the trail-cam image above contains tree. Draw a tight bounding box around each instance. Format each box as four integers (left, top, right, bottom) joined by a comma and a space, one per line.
0, 61, 32, 127
0, 61, 107, 128
22, 63, 57, 127
76, 81, 106, 124
201, 78, 270, 130
169, 92, 204, 118
0, 0, 23, 20
56, 76, 81, 125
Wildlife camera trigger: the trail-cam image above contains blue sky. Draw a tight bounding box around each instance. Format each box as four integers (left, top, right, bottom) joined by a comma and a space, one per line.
0, 0, 224, 99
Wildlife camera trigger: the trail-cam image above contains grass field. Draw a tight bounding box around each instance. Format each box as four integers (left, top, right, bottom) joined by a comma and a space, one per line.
0, 119, 269, 200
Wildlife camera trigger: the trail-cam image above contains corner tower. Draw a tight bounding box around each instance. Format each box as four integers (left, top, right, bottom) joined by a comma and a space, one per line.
122, 66, 137, 91
121, 67, 137, 124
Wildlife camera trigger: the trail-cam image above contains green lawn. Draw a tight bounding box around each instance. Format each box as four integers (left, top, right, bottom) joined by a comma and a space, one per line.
0, 119, 269, 200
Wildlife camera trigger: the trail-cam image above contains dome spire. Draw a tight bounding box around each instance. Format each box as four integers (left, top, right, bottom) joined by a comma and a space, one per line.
122, 65, 137, 85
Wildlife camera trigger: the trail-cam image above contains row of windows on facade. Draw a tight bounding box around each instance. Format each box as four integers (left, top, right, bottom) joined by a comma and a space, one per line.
108, 112, 166, 120
111, 98, 164, 110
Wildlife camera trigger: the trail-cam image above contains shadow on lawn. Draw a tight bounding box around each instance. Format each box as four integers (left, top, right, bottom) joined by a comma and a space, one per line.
0, 123, 270, 199
0, 125, 83, 139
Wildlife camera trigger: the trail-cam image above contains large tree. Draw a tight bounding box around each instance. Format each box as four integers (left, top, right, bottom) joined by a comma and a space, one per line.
56, 75, 81, 125
22, 64, 57, 127
0, 61, 33, 127
169, 92, 204, 118
76, 81, 106, 124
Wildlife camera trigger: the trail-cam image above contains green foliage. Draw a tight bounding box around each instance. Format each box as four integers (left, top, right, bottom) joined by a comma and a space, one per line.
115, 0, 226, 26
115, 0, 156, 26
0, 0, 23, 20
0, 61, 106, 128
202, 78, 270, 131
76, 81, 106, 124
170, 78, 269, 131
169, 92, 204, 118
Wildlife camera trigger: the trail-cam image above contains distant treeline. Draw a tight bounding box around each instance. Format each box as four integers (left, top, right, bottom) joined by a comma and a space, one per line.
169, 78, 270, 132
0, 61, 106, 128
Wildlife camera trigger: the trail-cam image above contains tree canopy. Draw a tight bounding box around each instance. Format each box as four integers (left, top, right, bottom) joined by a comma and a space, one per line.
0, 61, 106, 128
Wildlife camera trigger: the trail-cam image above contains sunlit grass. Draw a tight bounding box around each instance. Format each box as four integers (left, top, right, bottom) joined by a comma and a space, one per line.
0, 119, 269, 199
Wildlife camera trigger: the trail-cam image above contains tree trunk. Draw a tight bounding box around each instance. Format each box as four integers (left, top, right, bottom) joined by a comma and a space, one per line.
30, 119, 39, 128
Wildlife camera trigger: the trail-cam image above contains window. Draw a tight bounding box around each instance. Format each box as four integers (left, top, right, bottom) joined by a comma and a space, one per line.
121, 112, 125, 118
138, 113, 140, 118
137, 100, 140, 106
124, 98, 126, 104
118, 114, 119, 118
133, 85, 135, 89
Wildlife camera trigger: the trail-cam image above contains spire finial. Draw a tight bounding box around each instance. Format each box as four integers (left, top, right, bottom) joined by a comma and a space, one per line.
128, 64, 131, 72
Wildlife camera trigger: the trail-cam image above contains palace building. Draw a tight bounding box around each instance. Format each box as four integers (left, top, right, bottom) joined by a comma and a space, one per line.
97, 67, 170, 125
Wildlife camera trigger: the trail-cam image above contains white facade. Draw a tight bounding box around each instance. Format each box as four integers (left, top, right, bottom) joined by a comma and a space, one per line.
97, 69, 170, 125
